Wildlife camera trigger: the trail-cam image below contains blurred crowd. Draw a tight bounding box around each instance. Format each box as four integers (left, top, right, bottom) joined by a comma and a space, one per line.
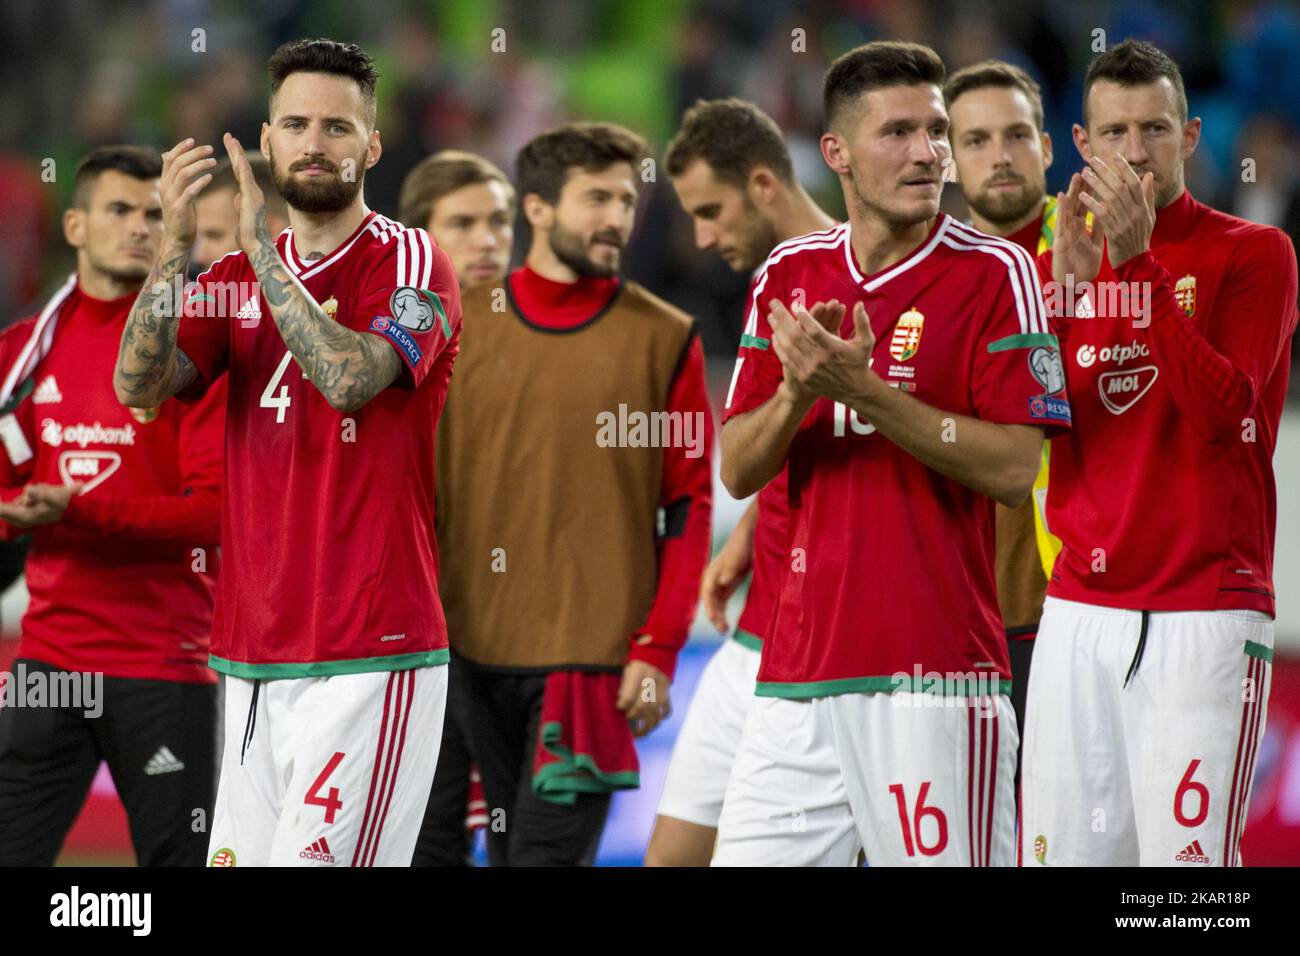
1, 0, 1298, 394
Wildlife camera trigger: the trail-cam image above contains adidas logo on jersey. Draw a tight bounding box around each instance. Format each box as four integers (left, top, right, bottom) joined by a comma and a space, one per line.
236, 297, 263, 329
1174, 840, 1211, 864
300, 837, 335, 863
32, 375, 62, 404
143, 746, 185, 776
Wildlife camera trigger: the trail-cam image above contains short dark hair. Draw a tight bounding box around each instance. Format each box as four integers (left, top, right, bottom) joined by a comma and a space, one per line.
72, 145, 162, 209
823, 41, 946, 132
1082, 39, 1187, 128
267, 38, 379, 127
515, 122, 647, 207
665, 98, 795, 189
202, 156, 287, 216
399, 150, 515, 228
944, 60, 1044, 132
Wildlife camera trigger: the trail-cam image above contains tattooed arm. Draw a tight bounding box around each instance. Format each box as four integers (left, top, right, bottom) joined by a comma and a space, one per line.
248, 218, 401, 413
114, 246, 200, 407
226, 134, 401, 414
115, 138, 214, 408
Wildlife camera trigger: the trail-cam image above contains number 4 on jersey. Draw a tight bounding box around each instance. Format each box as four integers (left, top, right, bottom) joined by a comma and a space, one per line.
305, 751, 346, 824
260, 349, 311, 423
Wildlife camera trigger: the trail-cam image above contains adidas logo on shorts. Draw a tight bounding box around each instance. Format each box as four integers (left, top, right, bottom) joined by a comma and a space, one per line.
1174, 840, 1211, 864
143, 746, 185, 776
300, 837, 336, 864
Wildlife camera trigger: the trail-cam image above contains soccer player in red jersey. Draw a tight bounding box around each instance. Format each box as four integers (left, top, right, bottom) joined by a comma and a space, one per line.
1022, 40, 1298, 867
0, 146, 223, 866
715, 42, 1067, 866
944, 61, 1062, 799
114, 39, 461, 867
646, 98, 834, 867
398, 149, 514, 866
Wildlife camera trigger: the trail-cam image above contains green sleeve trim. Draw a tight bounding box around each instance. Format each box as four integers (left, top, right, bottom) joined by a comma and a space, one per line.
740, 333, 770, 351
756, 673, 1011, 699
1244, 640, 1273, 662
420, 289, 452, 337
731, 628, 764, 652
532, 720, 640, 805
986, 332, 1059, 353
209, 648, 449, 679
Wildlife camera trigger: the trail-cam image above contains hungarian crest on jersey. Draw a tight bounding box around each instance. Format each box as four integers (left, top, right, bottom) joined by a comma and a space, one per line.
1174, 274, 1196, 317
889, 308, 925, 362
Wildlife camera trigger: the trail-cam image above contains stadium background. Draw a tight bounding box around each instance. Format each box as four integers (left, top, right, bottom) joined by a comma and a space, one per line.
0, 0, 1297, 865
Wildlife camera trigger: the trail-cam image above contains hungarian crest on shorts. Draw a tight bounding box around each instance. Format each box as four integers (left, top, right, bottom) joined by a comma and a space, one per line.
1174, 274, 1196, 317
889, 308, 925, 362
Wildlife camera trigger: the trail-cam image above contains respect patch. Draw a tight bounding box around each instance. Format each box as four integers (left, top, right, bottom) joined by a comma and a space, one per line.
1028, 395, 1071, 425
370, 316, 422, 367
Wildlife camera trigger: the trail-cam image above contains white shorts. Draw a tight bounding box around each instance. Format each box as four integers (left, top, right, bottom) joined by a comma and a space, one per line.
1021, 597, 1273, 867
207, 666, 446, 867
714, 689, 1017, 866
656, 637, 761, 828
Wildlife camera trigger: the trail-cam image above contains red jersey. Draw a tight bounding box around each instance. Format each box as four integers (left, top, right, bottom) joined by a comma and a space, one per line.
0, 281, 222, 683
733, 269, 791, 650
1038, 190, 1297, 615
724, 217, 1069, 697
733, 460, 788, 650
178, 212, 461, 678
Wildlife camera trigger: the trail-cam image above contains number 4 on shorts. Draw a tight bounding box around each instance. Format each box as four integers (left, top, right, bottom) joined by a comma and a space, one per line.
305, 752, 346, 824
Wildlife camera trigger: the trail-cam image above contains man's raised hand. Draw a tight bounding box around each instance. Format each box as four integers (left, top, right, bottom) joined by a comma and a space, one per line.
1051, 171, 1104, 287
159, 138, 216, 252
224, 133, 269, 258
1078, 154, 1156, 267
770, 298, 877, 407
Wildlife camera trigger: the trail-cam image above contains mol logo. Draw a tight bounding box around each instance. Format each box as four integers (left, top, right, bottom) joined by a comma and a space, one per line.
58, 450, 121, 493
1098, 365, 1158, 415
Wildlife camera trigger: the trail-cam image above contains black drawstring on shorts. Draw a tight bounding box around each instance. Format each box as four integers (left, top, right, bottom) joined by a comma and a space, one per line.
240, 679, 261, 765
1123, 611, 1151, 689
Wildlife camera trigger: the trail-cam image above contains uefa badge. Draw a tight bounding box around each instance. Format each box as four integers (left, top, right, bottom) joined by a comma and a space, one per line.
1174, 275, 1196, 317
888, 308, 924, 362
1028, 346, 1066, 395
389, 286, 450, 336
